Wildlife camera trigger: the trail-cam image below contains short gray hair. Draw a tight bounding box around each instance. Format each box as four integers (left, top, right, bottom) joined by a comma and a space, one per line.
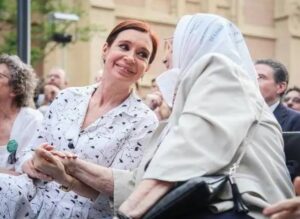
0, 54, 37, 107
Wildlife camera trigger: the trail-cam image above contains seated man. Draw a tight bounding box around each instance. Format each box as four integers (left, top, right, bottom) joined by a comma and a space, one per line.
255, 59, 300, 131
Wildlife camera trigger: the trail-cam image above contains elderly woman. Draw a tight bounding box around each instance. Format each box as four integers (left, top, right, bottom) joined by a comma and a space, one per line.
33, 14, 294, 219
0, 20, 159, 219
0, 54, 43, 174
117, 13, 294, 219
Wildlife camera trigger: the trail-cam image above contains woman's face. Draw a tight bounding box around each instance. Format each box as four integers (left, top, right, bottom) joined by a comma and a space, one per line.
283, 90, 300, 111
0, 64, 14, 102
102, 29, 152, 86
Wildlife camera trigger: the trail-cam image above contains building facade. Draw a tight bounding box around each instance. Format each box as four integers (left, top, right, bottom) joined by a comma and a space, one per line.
44, 0, 300, 92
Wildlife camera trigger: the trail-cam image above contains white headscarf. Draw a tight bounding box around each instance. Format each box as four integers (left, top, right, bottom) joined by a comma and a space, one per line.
157, 13, 257, 107
173, 13, 257, 82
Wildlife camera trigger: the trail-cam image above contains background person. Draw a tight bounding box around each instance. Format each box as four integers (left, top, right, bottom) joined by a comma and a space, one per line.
45, 67, 68, 90
255, 59, 300, 131
0, 20, 159, 219
38, 84, 60, 115
35, 67, 68, 108
283, 86, 300, 112
0, 54, 43, 174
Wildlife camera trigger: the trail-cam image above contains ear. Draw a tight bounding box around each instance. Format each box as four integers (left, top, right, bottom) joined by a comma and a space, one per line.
102, 43, 109, 62
277, 81, 287, 96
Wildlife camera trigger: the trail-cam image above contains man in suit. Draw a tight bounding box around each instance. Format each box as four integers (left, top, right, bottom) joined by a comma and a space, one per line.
255, 59, 300, 131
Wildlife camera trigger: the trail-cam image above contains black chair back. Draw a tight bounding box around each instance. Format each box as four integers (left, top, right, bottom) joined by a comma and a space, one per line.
283, 131, 300, 181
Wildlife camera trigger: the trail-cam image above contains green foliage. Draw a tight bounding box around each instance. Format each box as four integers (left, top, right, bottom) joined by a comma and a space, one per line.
0, 0, 100, 66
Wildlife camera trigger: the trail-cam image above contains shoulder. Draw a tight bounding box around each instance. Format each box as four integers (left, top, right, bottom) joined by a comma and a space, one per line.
19, 107, 43, 122
58, 85, 96, 97
53, 85, 97, 103
126, 92, 158, 123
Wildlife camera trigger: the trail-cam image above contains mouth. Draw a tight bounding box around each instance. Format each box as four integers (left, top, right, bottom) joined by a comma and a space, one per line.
116, 63, 135, 75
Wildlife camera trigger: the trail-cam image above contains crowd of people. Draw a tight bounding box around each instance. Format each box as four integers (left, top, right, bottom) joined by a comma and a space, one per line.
0, 13, 300, 219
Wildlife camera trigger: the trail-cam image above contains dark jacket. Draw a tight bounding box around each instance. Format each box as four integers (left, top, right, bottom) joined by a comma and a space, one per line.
273, 103, 300, 131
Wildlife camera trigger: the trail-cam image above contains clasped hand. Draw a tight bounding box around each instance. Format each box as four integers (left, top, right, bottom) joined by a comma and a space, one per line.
23, 143, 77, 184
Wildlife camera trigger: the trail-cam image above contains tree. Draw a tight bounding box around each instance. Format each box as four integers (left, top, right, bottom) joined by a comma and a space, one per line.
0, 0, 99, 66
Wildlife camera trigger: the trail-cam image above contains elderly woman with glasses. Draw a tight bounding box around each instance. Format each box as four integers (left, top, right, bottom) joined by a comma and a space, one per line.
0, 54, 43, 175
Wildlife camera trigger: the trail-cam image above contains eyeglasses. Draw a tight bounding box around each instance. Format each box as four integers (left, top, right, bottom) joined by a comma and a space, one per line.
163, 37, 173, 52
0, 72, 10, 79
283, 97, 300, 104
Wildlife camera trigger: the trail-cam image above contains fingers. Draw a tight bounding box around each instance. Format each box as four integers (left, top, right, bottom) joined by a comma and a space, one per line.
51, 150, 77, 159
119, 180, 172, 218
263, 198, 300, 216
269, 210, 300, 219
35, 147, 56, 164
34, 170, 53, 181
294, 177, 300, 195
24, 159, 52, 181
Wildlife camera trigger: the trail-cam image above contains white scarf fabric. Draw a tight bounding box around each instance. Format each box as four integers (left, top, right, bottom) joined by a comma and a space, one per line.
156, 13, 258, 107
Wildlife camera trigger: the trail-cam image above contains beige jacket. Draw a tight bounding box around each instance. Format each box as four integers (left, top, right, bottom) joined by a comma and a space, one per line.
113, 54, 294, 218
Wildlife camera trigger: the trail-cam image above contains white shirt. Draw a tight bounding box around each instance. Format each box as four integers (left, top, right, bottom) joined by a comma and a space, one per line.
22, 85, 158, 218
0, 107, 43, 170
270, 101, 280, 112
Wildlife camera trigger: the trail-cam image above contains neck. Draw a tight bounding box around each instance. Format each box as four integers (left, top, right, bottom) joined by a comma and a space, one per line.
0, 101, 20, 120
267, 98, 280, 107
94, 79, 131, 107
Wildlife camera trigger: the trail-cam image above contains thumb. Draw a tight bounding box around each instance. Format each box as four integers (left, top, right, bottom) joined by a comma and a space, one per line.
294, 176, 300, 195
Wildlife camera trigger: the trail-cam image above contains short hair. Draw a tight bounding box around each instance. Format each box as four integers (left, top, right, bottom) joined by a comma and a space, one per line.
255, 59, 289, 84
286, 86, 300, 95
106, 20, 159, 64
0, 54, 37, 107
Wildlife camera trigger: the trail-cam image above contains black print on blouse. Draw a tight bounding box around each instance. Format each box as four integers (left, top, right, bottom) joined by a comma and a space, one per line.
67, 139, 75, 149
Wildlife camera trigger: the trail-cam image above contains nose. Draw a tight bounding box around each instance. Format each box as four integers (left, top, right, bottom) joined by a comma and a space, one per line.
124, 52, 135, 64
287, 100, 294, 107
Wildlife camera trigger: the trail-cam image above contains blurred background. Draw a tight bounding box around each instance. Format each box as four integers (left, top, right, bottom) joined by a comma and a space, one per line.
1, 0, 300, 96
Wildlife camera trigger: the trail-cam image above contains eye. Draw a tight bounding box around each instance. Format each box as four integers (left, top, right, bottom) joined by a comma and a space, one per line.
119, 44, 129, 51
257, 74, 265, 80
137, 50, 150, 60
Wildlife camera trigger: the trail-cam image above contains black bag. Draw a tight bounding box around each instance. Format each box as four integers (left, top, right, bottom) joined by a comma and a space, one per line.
115, 176, 229, 219
142, 175, 248, 219
142, 175, 228, 219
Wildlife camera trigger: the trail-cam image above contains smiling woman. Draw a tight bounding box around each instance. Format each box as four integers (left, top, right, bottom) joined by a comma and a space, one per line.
0, 20, 159, 219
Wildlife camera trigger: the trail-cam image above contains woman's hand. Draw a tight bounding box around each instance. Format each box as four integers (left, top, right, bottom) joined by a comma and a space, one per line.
118, 179, 173, 219
263, 198, 300, 219
32, 144, 70, 185
22, 143, 53, 181
263, 177, 300, 219
48, 149, 78, 175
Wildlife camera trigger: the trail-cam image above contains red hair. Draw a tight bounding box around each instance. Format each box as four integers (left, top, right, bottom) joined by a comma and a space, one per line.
106, 20, 159, 64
